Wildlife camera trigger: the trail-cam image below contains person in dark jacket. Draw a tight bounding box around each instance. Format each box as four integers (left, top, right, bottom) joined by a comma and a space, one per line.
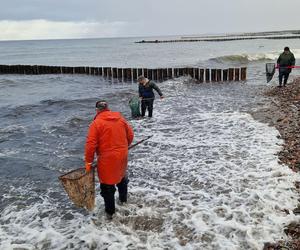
138, 76, 164, 117
277, 47, 296, 87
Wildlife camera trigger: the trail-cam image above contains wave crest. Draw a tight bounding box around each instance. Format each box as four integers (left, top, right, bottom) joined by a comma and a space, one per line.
210, 53, 276, 63
210, 50, 300, 64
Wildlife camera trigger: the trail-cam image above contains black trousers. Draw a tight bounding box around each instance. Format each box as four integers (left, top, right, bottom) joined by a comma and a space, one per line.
141, 99, 154, 117
100, 176, 128, 215
279, 69, 290, 86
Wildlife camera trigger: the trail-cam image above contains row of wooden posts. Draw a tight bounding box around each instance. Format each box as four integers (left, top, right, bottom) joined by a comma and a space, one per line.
0, 65, 247, 82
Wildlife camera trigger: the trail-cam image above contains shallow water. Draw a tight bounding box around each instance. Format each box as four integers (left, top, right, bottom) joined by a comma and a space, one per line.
0, 74, 299, 249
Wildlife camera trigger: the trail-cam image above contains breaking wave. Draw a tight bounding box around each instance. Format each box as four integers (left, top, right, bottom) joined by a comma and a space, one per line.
210, 50, 300, 64
210, 54, 276, 64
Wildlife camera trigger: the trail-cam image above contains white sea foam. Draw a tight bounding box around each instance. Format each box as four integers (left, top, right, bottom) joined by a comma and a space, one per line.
0, 124, 26, 134
0, 80, 299, 250
0, 124, 26, 144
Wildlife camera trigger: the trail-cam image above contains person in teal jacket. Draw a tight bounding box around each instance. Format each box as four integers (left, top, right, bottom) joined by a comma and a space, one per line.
277, 47, 296, 87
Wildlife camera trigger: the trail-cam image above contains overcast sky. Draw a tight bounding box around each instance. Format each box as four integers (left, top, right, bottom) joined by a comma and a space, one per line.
1, 0, 300, 40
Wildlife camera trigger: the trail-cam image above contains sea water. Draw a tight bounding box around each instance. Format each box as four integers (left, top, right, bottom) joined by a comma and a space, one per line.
0, 35, 300, 249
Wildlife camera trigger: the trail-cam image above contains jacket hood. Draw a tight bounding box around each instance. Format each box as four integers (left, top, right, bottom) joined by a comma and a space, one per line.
96, 110, 122, 121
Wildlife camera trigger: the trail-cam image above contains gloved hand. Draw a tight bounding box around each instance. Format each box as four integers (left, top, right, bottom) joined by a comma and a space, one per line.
85, 162, 92, 173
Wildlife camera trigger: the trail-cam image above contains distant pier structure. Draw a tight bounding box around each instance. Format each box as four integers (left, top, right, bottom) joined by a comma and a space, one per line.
136, 36, 300, 44
136, 32, 300, 44
0, 64, 247, 82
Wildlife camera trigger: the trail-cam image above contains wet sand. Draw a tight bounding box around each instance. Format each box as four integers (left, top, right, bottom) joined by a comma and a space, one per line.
251, 78, 300, 250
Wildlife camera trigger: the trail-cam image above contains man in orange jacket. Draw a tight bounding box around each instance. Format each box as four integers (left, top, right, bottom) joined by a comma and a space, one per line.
85, 100, 134, 218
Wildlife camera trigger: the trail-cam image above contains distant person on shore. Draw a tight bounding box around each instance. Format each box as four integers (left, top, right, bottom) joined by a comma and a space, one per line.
138, 76, 164, 118
277, 47, 295, 87
85, 100, 134, 219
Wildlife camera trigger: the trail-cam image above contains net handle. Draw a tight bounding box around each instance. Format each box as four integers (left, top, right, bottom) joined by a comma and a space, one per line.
59, 136, 153, 176
90, 136, 153, 170
59, 167, 93, 181
128, 135, 153, 150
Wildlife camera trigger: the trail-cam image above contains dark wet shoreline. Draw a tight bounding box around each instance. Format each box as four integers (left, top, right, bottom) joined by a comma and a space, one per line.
251, 78, 300, 249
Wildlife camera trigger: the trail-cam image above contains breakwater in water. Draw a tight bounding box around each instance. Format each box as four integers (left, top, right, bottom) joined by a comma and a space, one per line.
0, 65, 247, 82
136, 35, 300, 44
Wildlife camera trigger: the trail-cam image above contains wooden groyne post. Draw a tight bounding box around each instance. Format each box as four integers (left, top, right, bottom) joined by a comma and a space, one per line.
0, 65, 247, 83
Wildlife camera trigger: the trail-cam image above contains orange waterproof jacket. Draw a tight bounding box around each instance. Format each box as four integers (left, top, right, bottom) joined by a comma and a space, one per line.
85, 110, 134, 185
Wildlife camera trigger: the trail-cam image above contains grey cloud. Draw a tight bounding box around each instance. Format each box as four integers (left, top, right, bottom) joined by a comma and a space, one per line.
0, 0, 102, 21
1, 0, 300, 39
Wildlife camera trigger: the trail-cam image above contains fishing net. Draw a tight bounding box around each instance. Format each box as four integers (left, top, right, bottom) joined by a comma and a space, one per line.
266, 63, 276, 83
129, 96, 141, 118
59, 168, 95, 211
